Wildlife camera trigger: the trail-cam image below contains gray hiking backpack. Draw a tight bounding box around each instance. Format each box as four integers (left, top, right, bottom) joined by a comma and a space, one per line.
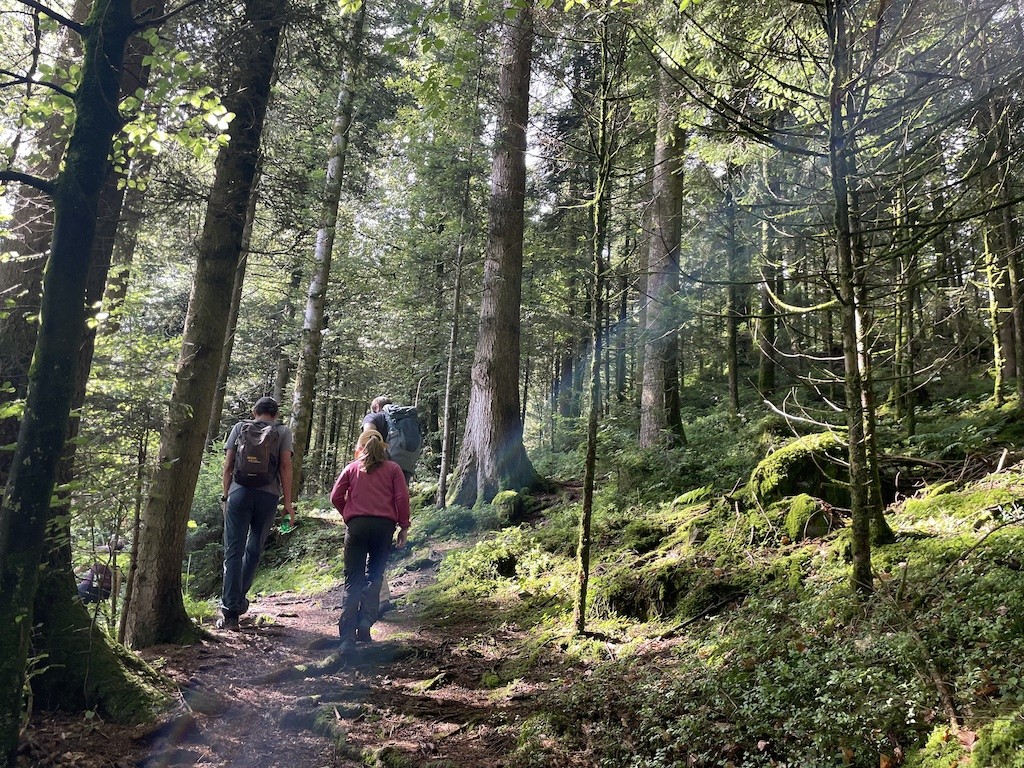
233, 420, 281, 487
382, 405, 422, 475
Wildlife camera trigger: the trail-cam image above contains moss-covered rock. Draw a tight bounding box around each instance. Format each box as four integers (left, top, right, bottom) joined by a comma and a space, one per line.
971, 711, 1024, 767
745, 431, 849, 508
906, 716, 1024, 768
492, 490, 525, 524
598, 559, 745, 622
904, 726, 967, 768
903, 485, 1018, 523
784, 493, 840, 541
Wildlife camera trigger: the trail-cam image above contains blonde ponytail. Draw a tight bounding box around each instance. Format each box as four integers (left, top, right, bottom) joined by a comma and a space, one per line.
356, 429, 388, 473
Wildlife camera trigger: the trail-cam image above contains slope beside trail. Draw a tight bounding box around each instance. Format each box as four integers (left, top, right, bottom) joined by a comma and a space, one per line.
20, 547, 561, 768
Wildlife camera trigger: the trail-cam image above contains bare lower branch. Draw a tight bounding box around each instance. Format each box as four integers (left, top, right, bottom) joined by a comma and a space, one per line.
0, 68, 75, 100
0, 170, 57, 196
135, 0, 205, 29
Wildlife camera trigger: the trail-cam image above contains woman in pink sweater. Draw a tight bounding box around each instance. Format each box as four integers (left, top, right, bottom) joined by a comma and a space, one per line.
330, 429, 411, 654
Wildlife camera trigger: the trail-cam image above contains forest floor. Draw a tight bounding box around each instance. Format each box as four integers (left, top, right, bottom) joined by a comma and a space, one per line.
20, 544, 573, 768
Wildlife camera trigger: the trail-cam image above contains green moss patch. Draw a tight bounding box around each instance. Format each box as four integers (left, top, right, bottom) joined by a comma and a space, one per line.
746, 431, 849, 507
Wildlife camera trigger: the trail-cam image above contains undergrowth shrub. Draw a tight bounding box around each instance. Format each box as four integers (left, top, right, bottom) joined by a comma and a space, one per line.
588, 413, 762, 510
510, 510, 1024, 768
512, 589, 936, 768
413, 504, 504, 540
184, 459, 230, 597
418, 526, 574, 625
253, 511, 347, 594
908, 396, 1019, 459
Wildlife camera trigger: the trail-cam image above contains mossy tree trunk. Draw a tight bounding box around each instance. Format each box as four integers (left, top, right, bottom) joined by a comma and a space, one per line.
0, 0, 136, 759
122, 0, 287, 649
574, 12, 618, 634
13, 1, 163, 705
976, 82, 1020, 405
0, 0, 91, 488
205, 174, 258, 449
826, 0, 880, 593
449, 0, 539, 507
31, 540, 171, 718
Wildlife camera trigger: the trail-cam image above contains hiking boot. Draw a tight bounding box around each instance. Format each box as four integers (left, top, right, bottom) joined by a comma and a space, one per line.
355, 626, 372, 643
216, 611, 240, 631
338, 638, 357, 656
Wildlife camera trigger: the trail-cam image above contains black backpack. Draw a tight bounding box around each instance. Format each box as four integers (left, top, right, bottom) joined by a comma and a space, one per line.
233, 420, 281, 487
382, 405, 422, 475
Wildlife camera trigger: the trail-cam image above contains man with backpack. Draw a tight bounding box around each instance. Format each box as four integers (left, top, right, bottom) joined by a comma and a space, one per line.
361, 396, 422, 484
218, 395, 295, 630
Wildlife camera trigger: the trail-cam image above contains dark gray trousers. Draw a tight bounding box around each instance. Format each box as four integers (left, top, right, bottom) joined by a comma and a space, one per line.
339, 516, 395, 639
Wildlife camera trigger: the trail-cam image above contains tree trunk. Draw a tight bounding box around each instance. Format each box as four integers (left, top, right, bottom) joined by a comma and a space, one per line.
0, 0, 137, 756
100, 157, 151, 334
725, 166, 740, 416
289, 2, 366, 496
271, 263, 303, 403
574, 13, 615, 633
206, 161, 263, 447
639, 64, 685, 448
122, 0, 287, 649
35, 11, 170, 709
826, 0, 873, 594
616, 267, 628, 401
449, 0, 538, 506
976, 75, 1022, 404
437, 245, 464, 507
757, 217, 780, 398
0, 0, 91, 487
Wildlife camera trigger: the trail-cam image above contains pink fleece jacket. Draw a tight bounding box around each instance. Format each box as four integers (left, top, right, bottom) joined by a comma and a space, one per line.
330, 459, 411, 529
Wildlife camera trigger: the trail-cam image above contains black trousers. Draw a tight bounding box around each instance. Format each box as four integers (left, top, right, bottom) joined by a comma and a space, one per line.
339, 516, 395, 639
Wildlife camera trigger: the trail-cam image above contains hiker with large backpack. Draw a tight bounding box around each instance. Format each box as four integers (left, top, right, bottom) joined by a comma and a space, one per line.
361, 395, 423, 483
218, 396, 295, 630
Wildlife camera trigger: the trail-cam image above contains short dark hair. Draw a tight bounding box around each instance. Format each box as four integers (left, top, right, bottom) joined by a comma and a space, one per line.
253, 396, 279, 416
371, 396, 393, 413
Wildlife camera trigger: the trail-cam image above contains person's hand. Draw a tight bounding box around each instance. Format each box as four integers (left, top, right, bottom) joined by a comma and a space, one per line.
396, 528, 408, 549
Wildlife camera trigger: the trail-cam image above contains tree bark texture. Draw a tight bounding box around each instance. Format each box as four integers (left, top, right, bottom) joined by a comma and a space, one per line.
574, 14, 615, 632
0, 0, 91, 487
725, 167, 740, 416
826, 0, 873, 594
206, 163, 261, 448
639, 64, 685, 448
290, 2, 366, 496
0, 0, 135, 757
123, 0, 287, 649
449, 0, 538, 506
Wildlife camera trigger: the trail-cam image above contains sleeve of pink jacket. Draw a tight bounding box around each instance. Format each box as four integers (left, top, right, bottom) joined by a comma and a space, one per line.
393, 464, 411, 529
330, 465, 351, 517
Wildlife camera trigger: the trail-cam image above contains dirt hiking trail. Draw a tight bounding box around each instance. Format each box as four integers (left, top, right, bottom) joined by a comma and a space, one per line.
20, 547, 566, 768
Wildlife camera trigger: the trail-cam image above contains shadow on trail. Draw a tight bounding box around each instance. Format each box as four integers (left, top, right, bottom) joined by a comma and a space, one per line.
136, 559, 533, 767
